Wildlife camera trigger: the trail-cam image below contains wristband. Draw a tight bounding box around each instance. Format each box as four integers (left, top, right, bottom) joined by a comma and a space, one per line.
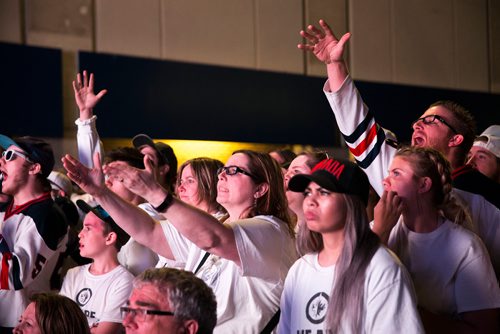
153, 193, 173, 212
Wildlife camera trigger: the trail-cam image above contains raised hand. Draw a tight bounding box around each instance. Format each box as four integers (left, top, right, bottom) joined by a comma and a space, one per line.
103, 155, 167, 206
62, 153, 106, 197
73, 70, 108, 120
298, 19, 351, 65
373, 190, 404, 244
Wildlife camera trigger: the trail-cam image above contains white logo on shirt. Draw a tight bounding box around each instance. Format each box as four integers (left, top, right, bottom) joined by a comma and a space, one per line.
76, 288, 93, 306
306, 292, 329, 324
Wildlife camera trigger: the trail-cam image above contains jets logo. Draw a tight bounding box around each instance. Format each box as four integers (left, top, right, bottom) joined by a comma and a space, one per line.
76, 288, 92, 306
306, 292, 329, 324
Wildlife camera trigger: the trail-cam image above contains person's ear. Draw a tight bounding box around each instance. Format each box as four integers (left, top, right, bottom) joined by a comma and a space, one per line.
105, 231, 117, 246
448, 134, 464, 148
418, 176, 432, 194
28, 163, 42, 176
254, 183, 269, 199
160, 164, 170, 176
182, 319, 199, 334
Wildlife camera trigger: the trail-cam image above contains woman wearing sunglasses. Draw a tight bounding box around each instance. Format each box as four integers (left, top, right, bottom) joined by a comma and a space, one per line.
62, 149, 296, 333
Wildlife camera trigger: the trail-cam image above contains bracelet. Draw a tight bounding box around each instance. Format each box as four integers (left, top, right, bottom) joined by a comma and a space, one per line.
153, 193, 173, 212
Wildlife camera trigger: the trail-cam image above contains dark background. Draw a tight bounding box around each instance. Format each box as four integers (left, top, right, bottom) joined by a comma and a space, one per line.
1, 42, 499, 145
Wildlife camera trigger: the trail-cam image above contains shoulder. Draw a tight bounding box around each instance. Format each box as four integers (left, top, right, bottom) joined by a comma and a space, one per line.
366, 246, 407, 283
112, 265, 134, 281
23, 197, 68, 249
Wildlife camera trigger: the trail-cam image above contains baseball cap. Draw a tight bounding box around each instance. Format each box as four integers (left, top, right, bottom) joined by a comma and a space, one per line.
289, 158, 369, 205
473, 125, 500, 158
132, 134, 178, 171
0, 135, 54, 178
76, 200, 130, 246
48, 171, 73, 195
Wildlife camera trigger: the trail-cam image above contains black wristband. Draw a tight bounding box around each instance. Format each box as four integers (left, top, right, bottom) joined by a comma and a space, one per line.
153, 192, 173, 212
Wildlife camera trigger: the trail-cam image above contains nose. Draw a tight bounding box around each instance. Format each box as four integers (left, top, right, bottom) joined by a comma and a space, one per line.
218, 170, 227, 181
412, 118, 424, 131
177, 183, 185, 192
283, 173, 291, 188
122, 312, 137, 329
78, 229, 84, 239
466, 155, 476, 167
382, 177, 391, 191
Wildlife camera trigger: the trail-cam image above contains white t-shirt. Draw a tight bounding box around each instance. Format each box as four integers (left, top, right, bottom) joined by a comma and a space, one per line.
60, 263, 133, 326
161, 215, 297, 333
278, 247, 424, 334
388, 218, 500, 315
118, 237, 159, 276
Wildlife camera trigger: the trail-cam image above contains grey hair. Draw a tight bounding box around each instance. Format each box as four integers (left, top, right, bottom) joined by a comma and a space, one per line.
134, 268, 217, 334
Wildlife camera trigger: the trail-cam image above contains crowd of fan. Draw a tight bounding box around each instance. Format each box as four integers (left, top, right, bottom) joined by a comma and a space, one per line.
1, 19, 499, 334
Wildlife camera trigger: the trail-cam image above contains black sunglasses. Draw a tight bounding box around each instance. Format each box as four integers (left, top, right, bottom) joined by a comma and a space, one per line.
412, 114, 458, 134
217, 165, 256, 180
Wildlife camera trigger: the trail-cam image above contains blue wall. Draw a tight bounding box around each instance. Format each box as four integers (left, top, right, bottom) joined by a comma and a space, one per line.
0, 43, 62, 138
0, 42, 498, 146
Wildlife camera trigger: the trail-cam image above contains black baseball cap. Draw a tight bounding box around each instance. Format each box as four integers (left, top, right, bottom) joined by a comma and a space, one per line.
289, 158, 369, 205
76, 200, 130, 246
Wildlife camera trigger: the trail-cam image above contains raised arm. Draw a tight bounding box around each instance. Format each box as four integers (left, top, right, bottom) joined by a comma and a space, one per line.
298, 19, 351, 92
103, 159, 240, 265
299, 20, 396, 196
73, 71, 107, 168
61, 153, 174, 259
73, 70, 107, 121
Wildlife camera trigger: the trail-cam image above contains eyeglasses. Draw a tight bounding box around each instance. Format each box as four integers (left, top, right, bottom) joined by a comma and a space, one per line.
412, 114, 458, 134
120, 306, 175, 322
1, 149, 34, 163
217, 166, 256, 180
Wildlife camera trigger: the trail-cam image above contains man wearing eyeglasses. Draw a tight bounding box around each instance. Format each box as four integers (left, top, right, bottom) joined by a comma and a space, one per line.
0, 135, 68, 332
122, 267, 217, 334
297, 20, 500, 281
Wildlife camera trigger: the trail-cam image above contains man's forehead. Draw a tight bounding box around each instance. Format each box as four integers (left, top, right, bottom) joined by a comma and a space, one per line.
7, 145, 24, 153
422, 105, 452, 118
130, 285, 169, 307
471, 146, 495, 156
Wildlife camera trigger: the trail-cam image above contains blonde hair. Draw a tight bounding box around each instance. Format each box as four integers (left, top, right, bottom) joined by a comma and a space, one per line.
395, 146, 474, 231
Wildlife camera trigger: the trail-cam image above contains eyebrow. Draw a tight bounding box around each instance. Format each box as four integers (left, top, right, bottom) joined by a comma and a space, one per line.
132, 300, 162, 309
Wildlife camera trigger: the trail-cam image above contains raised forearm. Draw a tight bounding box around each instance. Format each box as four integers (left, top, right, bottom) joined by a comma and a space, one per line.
326, 60, 349, 92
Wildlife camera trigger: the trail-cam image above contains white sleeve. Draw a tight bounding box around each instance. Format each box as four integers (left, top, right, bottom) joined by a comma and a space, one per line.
277, 262, 297, 334
365, 250, 424, 333
75, 116, 104, 168
159, 220, 192, 263
454, 237, 500, 313
452, 188, 500, 277
323, 76, 396, 196
233, 217, 289, 282
59, 266, 76, 297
